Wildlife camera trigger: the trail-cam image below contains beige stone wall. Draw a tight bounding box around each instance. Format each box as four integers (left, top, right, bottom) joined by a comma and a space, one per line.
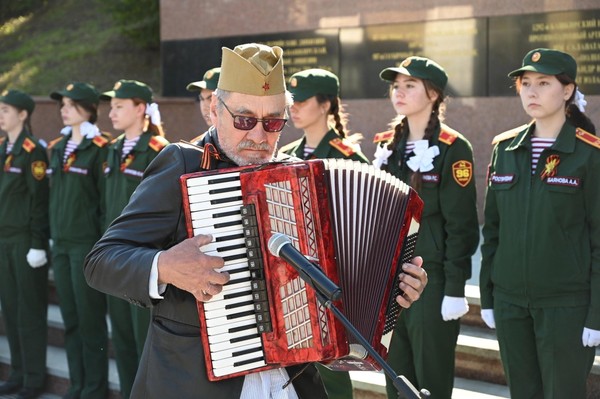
161, 0, 600, 41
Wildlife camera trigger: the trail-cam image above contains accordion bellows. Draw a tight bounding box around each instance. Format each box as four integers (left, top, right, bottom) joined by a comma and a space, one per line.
181, 159, 423, 381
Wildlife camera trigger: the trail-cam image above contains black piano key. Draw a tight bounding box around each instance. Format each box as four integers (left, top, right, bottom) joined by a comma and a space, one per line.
231, 332, 261, 344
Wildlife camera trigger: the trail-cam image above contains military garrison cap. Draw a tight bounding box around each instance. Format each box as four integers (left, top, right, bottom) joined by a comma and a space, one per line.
218, 43, 285, 96
50, 82, 100, 105
0, 89, 35, 114
101, 80, 154, 103
380, 56, 448, 91
508, 48, 577, 81
187, 68, 221, 92
289, 68, 339, 102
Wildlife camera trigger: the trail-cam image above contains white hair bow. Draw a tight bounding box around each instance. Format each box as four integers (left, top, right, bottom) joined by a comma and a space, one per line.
60, 121, 100, 139
373, 144, 393, 169
573, 89, 587, 113
406, 140, 439, 172
145, 102, 162, 126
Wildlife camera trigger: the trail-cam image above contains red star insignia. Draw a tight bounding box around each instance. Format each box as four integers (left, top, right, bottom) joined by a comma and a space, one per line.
262, 82, 270, 92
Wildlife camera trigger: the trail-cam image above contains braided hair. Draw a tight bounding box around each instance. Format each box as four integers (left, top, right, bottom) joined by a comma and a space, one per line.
315, 93, 363, 144
386, 79, 446, 190
131, 97, 166, 137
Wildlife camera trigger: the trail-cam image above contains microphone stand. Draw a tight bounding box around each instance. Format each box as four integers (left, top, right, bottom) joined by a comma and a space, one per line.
312, 288, 431, 399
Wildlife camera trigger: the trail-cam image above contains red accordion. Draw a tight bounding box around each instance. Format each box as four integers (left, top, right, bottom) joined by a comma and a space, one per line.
180, 159, 423, 381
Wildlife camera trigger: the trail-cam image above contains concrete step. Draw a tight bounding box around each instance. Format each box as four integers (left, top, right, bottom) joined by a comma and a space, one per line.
0, 335, 121, 399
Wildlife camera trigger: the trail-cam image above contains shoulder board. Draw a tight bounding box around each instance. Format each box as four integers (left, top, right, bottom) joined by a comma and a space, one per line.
93, 135, 109, 147
491, 124, 527, 145
373, 130, 394, 144
149, 135, 169, 152
22, 137, 37, 152
438, 127, 459, 146
278, 139, 302, 153
575, 128, 600, 150
330, 137, 356, 157
101, 131, 113, 140
47, 136, 63, 150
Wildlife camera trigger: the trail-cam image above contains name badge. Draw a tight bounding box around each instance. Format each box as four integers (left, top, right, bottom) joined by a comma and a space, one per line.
490, 173, 515, 184
546, 176, 580, 187
421, 173, 440, 184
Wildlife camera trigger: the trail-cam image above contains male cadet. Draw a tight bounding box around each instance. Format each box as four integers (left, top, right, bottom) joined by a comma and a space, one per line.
187, 67, 220, 128
84, 43, 428, 399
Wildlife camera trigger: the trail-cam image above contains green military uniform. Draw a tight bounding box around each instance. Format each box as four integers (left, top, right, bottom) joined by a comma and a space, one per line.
0, 130, 49, 393
280, 131, 367, 399
378, 124, 479, 399
103, 131, 168, 399
480, 122, 599, 398
48, 129, 109, 399
279, 128, 369, 163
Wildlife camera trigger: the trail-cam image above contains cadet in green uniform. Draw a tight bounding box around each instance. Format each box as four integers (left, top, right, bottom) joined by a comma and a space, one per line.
280, 68, 367, 399
48, 82, 109, 399
100, 80, 169, 399
0, 90, 49, 399
186, 67, 220, 129
479, 48, 599, 398
280, 68, 368, 164
372, 57, 479, 399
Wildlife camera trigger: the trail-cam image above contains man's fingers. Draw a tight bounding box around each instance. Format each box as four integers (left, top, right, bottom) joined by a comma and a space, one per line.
193, 234, 214, 248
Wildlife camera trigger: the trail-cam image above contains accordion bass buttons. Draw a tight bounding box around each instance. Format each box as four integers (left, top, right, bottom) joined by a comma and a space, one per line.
241, 204, 273, 333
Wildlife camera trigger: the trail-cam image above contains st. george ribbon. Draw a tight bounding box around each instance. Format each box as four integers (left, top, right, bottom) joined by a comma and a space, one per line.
267, 233, 342, 302
268, 232, 430, 399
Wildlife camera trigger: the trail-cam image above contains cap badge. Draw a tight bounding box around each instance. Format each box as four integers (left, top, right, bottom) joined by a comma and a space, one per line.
531, 52, 541, 63
540, 154, 560, 181
290, 77, 298, 88
262, 82, 270, 92
66, 84, 74, 91
114, 82, 122, 90
402, 59, 412, 67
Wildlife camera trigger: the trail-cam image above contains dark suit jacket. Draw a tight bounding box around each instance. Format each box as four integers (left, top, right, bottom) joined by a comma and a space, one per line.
84, 130, 328, 399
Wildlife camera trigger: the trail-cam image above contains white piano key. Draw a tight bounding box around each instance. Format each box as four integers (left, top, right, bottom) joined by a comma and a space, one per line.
204, 303, 254, 321
207, 282, 252, 303
210, 331, 262, 352
192, 213, 242, 229
212, 359, 267, 377
201, 236, 246, 252
190, 198, 243, 212
203, 293, 254, 313
206, 316, 257, 336
208, 325, 259, 345
190, 204, 244, 221
205, 312, 256, 328
193, 223, 243, 236
210, 338, 263, 362
186, 172, 241, 188
189, 189, 242, 205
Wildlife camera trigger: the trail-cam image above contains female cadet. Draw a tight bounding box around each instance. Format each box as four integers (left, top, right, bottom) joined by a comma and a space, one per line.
372, 57, 479, 399
48, 82, 109, 399
0, 90, 49, 399
279, 68, 367, 399
100, 79, 169, 399
479, 48, 599, 398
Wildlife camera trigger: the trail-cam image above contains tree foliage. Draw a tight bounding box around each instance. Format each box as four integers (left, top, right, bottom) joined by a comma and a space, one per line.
0, 0, 47, 24
101, 0, 159, 50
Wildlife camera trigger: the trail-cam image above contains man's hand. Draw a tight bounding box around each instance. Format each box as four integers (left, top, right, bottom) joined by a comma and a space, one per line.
396, 256, 427, 308
157, 234, 229, 302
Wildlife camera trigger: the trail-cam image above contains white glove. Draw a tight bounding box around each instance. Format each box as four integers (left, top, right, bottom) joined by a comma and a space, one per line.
26, 248, 47, 268
441, 296, 469, 321
481, 308, 496, 329
582, 327, 600, 347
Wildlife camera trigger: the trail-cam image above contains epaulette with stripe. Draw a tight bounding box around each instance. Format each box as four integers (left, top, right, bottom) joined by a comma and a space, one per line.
22, 137, 36, 152
101, 131, 113, 140
373, 130, 394, 144
93, 135, 109, 147
576, 128, 600, 150
438, 126, 459, 146
330, 138, 356, 157
491, 124, 527, 145
149, 135, 169, 152
47, 136, 63, 150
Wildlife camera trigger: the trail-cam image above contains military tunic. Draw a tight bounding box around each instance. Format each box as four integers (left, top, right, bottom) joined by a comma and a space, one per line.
0, 131, 49, 391
377, 124, 479, 399
280, 128, 368, 399
480, 122, 599, 398
48, 132, 109, 399
104, 131, 168, 399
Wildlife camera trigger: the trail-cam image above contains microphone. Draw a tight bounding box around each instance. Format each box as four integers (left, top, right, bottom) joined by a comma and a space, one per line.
268, 233, 342, 301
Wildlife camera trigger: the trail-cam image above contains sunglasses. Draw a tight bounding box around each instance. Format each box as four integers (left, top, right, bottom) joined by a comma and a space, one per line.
218, 98, 287, 133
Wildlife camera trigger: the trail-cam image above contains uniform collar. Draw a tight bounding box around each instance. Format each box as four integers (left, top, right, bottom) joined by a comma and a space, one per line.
506, 121, 576, 154
7, 130, 28, 155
